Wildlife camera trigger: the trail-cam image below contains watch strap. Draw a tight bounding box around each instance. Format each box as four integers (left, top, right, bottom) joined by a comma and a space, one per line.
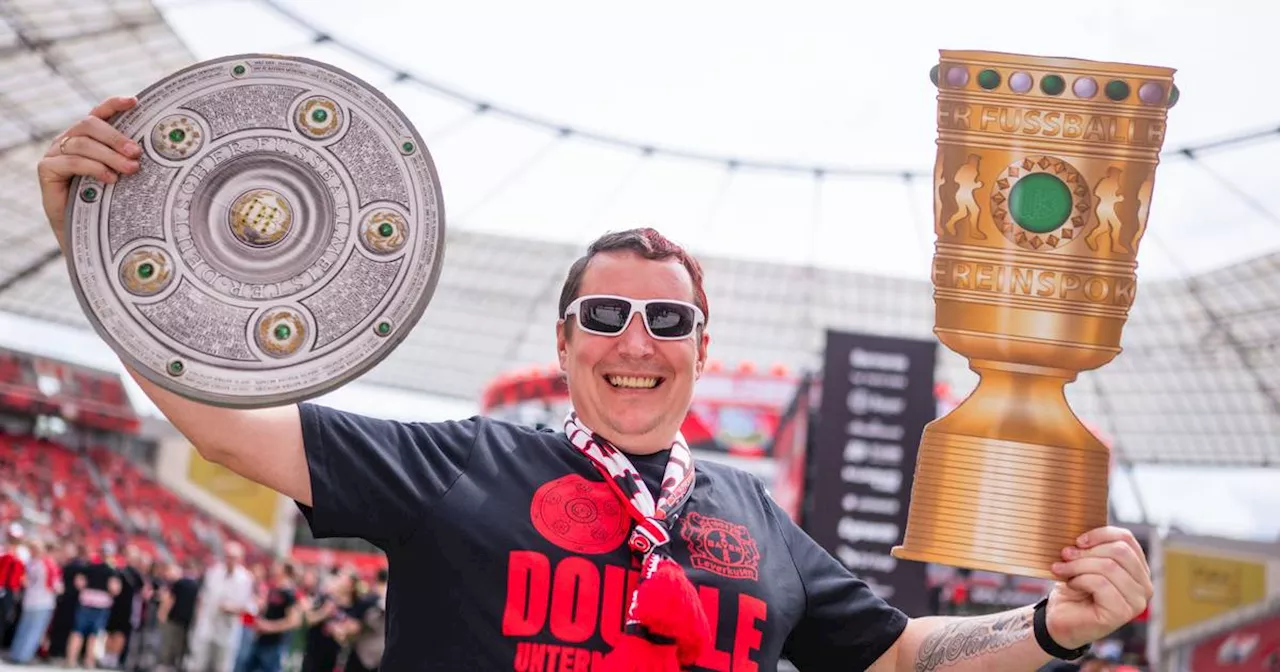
1033, 597, 1090, 661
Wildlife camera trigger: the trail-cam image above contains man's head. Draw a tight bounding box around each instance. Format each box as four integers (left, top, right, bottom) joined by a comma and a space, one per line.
557, 228, 709, 454
223, 541, 244, 569
272, 560, 297, 585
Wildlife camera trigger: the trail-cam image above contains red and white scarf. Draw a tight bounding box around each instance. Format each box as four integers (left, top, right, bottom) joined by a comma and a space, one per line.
564, 412, 711, 670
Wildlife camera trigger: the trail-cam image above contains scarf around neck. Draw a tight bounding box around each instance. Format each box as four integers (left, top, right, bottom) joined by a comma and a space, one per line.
562, 411, 711, 669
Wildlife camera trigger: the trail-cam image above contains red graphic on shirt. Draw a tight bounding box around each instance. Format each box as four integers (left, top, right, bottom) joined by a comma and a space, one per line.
502, 550, 769, 671
531, 475, 629, 554
680, 512, 760, 581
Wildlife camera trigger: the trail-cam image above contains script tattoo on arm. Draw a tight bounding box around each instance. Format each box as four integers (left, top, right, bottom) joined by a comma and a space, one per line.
913, 609, 1034, 672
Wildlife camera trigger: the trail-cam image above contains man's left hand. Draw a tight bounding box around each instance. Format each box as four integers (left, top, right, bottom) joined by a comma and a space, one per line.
1046, 525, 1153, 649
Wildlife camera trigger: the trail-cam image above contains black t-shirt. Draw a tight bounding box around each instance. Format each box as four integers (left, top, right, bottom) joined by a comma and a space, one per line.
297, 403, 908, 671
256, 586, 298, 646
168, 577, 199, 627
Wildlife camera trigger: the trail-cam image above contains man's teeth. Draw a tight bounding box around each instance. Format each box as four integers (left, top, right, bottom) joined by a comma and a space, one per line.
607, 375, 659, 389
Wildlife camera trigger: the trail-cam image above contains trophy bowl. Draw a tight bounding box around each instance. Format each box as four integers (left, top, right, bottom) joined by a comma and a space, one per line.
890, 50, 1177, 579
64, 54, 445, 409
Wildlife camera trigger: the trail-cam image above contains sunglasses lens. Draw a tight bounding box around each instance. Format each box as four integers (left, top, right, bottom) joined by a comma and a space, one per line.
579, 297, 631, 333
645, 302, 697, 338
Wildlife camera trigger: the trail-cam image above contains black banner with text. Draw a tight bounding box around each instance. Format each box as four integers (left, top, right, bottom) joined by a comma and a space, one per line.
805, 330, 937, 618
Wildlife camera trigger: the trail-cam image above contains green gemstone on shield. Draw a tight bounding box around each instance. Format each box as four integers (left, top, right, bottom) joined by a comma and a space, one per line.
312, 108, 328, 123
274, 324, 291, 341
233, 65, 246, 76
1040, 75, 1065, 96
81, 187, 98, 202
977, 69, 1001, 90
378, 222, 395, 237
376, 321, 391, 336
168, 128, 185, 143
401, 141, 414, 153
168, 360, 184, 375
1106, 80, 1131, 101
137, 262, 154, 279
1009, 173, 1072, 234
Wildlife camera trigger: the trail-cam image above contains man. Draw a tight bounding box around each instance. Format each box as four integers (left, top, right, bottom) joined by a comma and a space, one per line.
38, 96, 1154, 670
188, 543, 255, 672
241, 562, 301, 672
346, 568, 388, 672
156, 560, 201, 672
66, 544, 121, 669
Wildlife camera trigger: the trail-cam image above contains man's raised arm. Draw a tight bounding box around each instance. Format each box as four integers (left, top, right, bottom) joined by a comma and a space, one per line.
871, 526, 1152, 672
36, 95, 312, 506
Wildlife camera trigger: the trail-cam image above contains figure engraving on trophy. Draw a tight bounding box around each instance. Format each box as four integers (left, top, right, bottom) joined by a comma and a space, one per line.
933, 159, 946, 231
1087, 166, 1129, 253
942, 154, 986, 240
1132, 175, 1154, 251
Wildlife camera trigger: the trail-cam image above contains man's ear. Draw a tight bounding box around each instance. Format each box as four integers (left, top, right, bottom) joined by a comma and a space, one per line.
556, 319, 569, 371
695, 329, 710, 379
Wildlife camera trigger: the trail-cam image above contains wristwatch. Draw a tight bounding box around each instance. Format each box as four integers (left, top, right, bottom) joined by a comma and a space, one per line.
1033, 597, 1091, 661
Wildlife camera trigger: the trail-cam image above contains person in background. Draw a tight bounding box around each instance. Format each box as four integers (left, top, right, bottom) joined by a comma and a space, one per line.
103, 544, 147, 669
344, 568, 386, 672
65, 545, 121, 669
155, 561, 200, 672
188, 543, 254, 672
46, 542, 85, 661
7, 539, 61, 663
0, 529, 26, 644
241, 561, 301, 672
300, 570, 361, 672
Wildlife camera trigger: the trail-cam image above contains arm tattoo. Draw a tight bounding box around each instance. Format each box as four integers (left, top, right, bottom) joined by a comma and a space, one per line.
914, 609, 1033, 672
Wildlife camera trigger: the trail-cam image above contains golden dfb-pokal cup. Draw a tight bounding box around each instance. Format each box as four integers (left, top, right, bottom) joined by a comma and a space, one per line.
890, 50, 1177, 579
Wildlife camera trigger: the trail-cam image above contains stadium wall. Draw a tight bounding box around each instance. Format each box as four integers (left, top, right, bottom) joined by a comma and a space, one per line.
154, 435, 296, 554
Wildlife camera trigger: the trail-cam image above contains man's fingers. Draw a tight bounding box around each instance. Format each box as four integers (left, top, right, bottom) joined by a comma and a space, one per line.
67, 115, 141, 161
88, 96, 138, 122
1077, 526, 1148, 574
39, 154, 119, 185
1054, 557, 1148, 616
58, 136, 140, 176
1064, 540, 1152, 600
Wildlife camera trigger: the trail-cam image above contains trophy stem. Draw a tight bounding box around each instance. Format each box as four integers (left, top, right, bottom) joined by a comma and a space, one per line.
891, 359, 1110, 579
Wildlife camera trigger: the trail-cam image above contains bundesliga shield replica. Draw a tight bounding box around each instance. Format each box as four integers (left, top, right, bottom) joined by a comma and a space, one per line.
65, 55, 445, 408
891, 51, 1177, 579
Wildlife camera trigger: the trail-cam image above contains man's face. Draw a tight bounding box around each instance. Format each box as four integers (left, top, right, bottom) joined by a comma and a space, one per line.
557, 250, 708, 454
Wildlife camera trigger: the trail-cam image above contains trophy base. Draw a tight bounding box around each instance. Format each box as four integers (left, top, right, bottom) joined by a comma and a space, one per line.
891, 426, 1109, 580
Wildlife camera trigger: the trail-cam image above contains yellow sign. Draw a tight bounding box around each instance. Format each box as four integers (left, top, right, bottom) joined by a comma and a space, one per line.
186, 447, 279, 530
1163, 548, 1268, 633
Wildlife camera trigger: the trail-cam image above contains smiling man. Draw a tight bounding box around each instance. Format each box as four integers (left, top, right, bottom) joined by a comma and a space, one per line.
37, 96, 1154, 671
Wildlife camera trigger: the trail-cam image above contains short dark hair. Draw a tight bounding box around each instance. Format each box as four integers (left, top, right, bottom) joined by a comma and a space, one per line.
558, 228, 709, 325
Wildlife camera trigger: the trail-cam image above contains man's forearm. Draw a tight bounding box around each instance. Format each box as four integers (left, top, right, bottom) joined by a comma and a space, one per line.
895, 606, 1052, 672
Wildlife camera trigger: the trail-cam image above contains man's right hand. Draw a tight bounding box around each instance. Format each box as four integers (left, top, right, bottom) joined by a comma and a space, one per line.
33, 97, 313, 506
36, 96, 143, 249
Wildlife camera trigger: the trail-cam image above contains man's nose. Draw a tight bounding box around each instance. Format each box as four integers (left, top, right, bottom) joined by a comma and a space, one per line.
615, 316, 654, 357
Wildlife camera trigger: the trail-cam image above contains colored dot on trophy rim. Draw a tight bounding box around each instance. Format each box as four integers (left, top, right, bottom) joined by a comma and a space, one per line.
378, 222, 395, 237
376, 321, 392, 335
1072, 76, 1098, 99
233, 64, 246, 75
1105, 80, 1131, 101
274, 324, 291, 341
168, 360, 184, 375
168, 128, 185, 143
312, 108, 328, 123
401, 140, 415, 153
1009, 71, 1033, 94
977, 69, 1001, 90
1040, 74, 1065, 96
945, 66, 968, 87
137, 262, 154, 279
1008, 172, 1073, 234
81, 187, 98, 202
1138, 81, 1165, 105
929, 65, 939, 86
1168, 84, 1180, 107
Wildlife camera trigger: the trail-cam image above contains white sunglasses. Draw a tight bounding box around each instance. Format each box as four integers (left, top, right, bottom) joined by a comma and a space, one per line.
563, 294, 705, 340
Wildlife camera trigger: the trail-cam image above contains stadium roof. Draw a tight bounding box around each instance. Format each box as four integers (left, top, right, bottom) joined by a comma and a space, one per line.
0, 0, 1276, 468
